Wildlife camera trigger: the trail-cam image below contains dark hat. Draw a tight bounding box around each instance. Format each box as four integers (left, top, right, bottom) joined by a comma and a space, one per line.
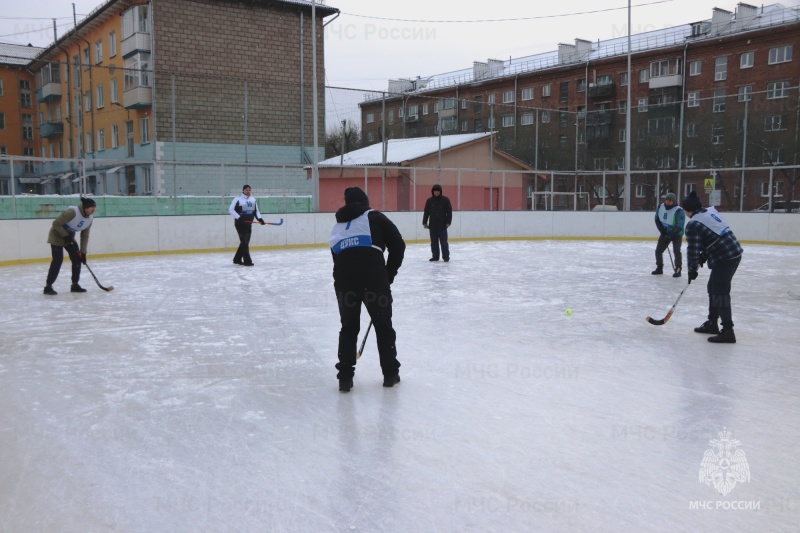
661, 192, 677, 202
681, 191, 703, 212
344, 186, 369, 205
242, 184, 252, 191
81, 197, 96, 209
432, 183, 443, 194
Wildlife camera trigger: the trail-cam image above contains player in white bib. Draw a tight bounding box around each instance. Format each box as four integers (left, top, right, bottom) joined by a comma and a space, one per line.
44, 197, 96, 295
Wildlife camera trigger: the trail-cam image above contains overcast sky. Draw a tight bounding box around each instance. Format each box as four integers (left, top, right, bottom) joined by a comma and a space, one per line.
3, 0, 797, 129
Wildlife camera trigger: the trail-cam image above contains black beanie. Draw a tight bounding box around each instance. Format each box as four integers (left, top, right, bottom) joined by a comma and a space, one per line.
681, 191, 703, 212
81, 197, 97, 209
432, 183, 443, 194
344, 186, 369, 205
242, 184, 251, 191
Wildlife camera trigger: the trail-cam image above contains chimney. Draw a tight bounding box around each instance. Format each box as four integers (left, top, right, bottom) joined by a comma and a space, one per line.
487, 59, 504, 77
574, 39, 592, 59
710, 8, 733, 35
388, 79, 414, 94
734, 3, 759, 30
473, 61, 489, 80
558, 43, 576, 64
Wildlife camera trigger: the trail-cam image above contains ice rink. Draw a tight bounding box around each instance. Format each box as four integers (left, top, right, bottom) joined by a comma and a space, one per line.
1, 239, 799, 532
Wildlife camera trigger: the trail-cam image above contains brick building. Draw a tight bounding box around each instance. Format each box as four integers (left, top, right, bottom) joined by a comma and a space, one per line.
14, 0, 337, 196
360, 3, 800, 212
0, 43, 44, 193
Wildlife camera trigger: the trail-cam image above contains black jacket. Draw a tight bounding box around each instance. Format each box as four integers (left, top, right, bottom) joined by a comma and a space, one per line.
422, 187, 453, 231
332, 202, 405, 286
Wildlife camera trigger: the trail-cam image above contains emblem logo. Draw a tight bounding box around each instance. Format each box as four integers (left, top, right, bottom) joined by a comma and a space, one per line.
699, 429, 750, 496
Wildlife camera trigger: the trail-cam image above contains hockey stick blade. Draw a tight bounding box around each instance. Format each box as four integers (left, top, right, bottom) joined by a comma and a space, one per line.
356, 320, 373, 360
244, 218, 284, 226
646, 284, 689, 326
84, 263, 114, 292
266, 218, 284, 226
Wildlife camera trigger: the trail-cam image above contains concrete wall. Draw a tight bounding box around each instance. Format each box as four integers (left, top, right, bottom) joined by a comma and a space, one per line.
2, 211, 798, 265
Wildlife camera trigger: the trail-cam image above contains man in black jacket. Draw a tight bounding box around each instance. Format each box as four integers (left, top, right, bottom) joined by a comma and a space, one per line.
422, 183, 453, 262
329, 187, 406, 392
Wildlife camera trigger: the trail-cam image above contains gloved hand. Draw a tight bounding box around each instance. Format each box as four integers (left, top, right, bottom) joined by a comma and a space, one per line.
387, 272, 396, 285
688, 270, 698, 284
63, 232, 75, 247
698, 255, 706, 268
423, 224, 429, 229
258, 218, 266, 225
446, 224, 450, 228
80, 252, 87, 265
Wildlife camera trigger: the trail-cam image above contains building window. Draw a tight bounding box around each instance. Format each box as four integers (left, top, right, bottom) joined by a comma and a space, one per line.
96, 84, 104, 108
619, 129, 626, 142
0, 112, 5, 129
767, 80, 790, 99
474, 118, 483, 132
502, 90, 515, 104
487, 93, 496, 105
487, 117, 495, 130
502, 115, 515, 127
711, 123, 724, 144
408, 105, 418, 118
367, 132, 375, 142
109, 31, 117, 57
521, 113, 534, 126
110, 79, 118, 103
686, 122, 698, 138
559, 108, 568, 128
768, 45, 792, 65
84, 91, 92, 111
740, 51, 754, 69
687, 91, 699, 107
97, 129, 106, 151
559, 134, 567, 145
685, 154, 696, 168
365, 113, 374, 124
124, 52, 151, 90
398, 107, 404, 119
111, 124, 119, 148
541, 111, 550, 123
461, 120, 468, 132
685, 183, 696, 196
461, 98, 467, 109
648, 117, 675, 136
442, 98, 456, 110
521, 87, 533, 100
422, 103, 429, 115
712, 89, 726, 113
123, 121, 133, 156
388, 110, 394, 124
689, 60, 701, 76
438, 117, 455, 131
85, 132, 93, 153
619, 72, 628, 85
765, 114, 784, 131
650, 59, 680, 78
738, 85, 752, 102
762, 150, 785, 166
122, 5, 149, 39
639, 69, 649, 83
541, 84, 551, 97
637, 98, 647, 112
558, 82, 569, 103
83, 49, 90, 70
95, 40, 103, 64
619, 100, 627, 114
22, 114, 33, 140
0, 79, 3, 96
140, 116, 150, 143
714, 56, 727, 81
577, 78, 587, 92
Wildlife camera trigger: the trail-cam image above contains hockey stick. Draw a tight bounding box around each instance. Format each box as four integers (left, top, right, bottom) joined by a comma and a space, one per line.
667, 247, 675, 271
356, 320, 372, 360
243, 218, 284, 226
83, 261, 114, 292
646, 283, 689, 326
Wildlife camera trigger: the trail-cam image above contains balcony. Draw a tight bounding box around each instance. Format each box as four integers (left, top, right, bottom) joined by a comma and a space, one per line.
586, 111, 613, 127
121, 32, 151, 58
35, 82, 62, 103
404, 114, 419, 123
649, 74, 682, 90
648, 103, 681, 118
587, 83, 615, 99
39, 121, 64, 138
123, 86, 152, 109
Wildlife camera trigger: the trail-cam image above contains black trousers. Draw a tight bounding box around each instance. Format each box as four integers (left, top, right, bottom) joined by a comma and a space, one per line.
233, 223, 252, 264
655, 234, 682, 270
429, 227, 450, 260
46, 244, 81, 286
707, 255, 741, 329
335, 284, 400, 380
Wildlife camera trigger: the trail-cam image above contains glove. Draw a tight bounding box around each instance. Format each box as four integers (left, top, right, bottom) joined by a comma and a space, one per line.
80, 252, 87, 265
258, 218, 266, 225
387, 272, 396, 285
63, 232, 75, 247
688, 270, 698, 284
446, 224, 450, 229
423, 224, 429, 229
698, 255, 706, 268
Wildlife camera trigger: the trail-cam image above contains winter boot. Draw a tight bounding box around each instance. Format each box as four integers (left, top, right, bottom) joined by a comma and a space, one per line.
651, 267, 663, 275
71, 283, 87, 293
708, 327, 736, 344
43, 285, 57, 296
339, 377, 353, 392
383, 374, 401, 388
694, 320, 720, 334
673, 267, 682, 278
429, 258, 439, 262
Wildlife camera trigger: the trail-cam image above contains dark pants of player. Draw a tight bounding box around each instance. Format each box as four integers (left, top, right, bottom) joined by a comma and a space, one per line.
429, 227, 450, 261
335, 285, 400, 380
707, 255, 741, 329
46, 244, 81, 286
655, 234, 682, 270
233, 223, 253, 264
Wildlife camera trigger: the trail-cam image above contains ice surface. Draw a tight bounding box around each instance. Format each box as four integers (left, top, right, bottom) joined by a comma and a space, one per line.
1, 240, 799, 532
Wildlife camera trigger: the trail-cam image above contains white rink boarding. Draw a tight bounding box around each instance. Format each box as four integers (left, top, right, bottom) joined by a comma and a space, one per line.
1, 210, 799, 263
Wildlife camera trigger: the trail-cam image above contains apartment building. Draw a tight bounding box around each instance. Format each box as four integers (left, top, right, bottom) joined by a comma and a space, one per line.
360, 3, 800, 211
0, 43, 44, 193
14, 0, 337, 196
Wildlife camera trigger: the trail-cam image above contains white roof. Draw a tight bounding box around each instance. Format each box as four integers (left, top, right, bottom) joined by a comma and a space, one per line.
319, 132, 493, 166
0, 42, 44, 66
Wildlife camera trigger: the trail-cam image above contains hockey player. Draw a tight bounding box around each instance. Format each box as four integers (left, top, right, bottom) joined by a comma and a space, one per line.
44, 197, 96, 295
228, 184, 265, 266
652, 192, 685, 277
329, 187, 405, 392
422, 183, 453, 262
682, 191, 743, 343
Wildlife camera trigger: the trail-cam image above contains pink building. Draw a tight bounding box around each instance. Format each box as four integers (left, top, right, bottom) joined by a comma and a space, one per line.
314, 133, 534, 212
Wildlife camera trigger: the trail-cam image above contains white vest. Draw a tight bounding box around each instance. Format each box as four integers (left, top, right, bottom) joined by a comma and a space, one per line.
64, 206, 93, 233
329, 210, 382, 255
693, 207, 729, 237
